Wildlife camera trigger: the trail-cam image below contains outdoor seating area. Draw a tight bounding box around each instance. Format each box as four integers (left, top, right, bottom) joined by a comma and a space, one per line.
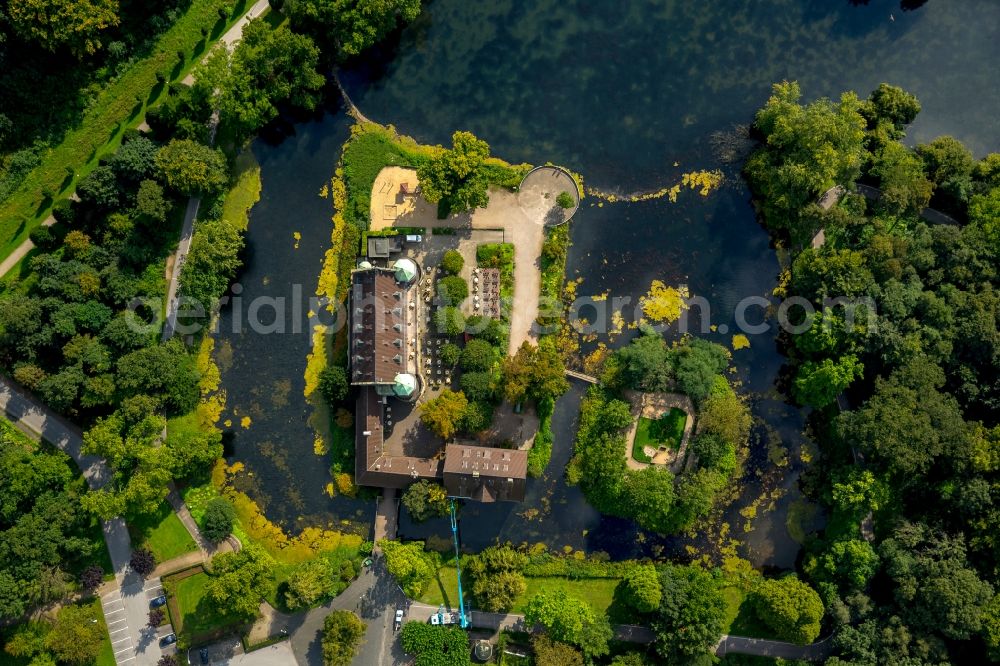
419, 268, 455, 391
473, 267, 501, 318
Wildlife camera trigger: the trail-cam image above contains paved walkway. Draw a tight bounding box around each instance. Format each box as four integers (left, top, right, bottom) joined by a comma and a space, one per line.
374, 490, 399, 544
621, 391, 695, 472
0, 216, 55, 279
370, 166, 575, 355
716, 634, 833, 661
165, 0, 269, 338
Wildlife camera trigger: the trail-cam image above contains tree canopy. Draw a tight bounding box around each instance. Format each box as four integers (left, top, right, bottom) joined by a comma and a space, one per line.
745, 80, 867, 242
651, 565, 727, 662
417, 131, 493, 214
8, 0, 120, 56
321, 610, 366, 666
211, 21, 325, 141
155, 139, 229, 196
286, 0, 421, 61
420, 389, 468, 440
750, 576, 824, 644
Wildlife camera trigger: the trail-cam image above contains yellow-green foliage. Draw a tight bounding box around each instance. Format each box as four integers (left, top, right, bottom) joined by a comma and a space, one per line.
304, 325, 328, 398
639, 280, 690, 323
220, 151, 262, 233
586, 169, 724, 204
191, 461, 363, 566
732, 334, 751, 350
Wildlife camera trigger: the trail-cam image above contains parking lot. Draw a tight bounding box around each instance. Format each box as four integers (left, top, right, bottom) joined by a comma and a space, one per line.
101, 576, 175, 665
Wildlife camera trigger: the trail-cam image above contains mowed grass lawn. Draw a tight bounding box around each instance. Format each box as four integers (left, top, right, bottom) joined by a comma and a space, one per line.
0, 0, 251, 262
419, 565, 621, 617
632, 408, 687, 463
129, 502, 198, 563
170, 572, 244, 643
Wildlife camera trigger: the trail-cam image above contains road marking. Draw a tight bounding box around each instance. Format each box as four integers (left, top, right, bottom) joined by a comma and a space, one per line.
103, 590, 121, 600
144, 582, 163, 591
112, 637, 131, 646
104, 608, 125, 616
114, 646, 134, 655
116, 657, 136, 664
109, 627, 128, 635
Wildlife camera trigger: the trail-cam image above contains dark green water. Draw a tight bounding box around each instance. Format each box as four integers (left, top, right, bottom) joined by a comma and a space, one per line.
214, 112, 374, 534
224, 0, 1000, 566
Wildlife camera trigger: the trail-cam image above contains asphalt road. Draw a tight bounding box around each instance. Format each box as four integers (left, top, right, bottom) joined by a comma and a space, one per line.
289, 556, 409, 666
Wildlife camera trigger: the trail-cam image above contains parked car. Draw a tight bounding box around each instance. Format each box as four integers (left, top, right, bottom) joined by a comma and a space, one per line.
405, 234, 422, 243
199, 647, 209, 664
394, 609, 404, 631
159, 633, 177, 648
149, 595, 167, 609
430, 612, 456, 626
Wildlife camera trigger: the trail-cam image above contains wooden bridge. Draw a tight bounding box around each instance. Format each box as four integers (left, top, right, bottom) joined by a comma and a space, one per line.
565, 369, 599, 384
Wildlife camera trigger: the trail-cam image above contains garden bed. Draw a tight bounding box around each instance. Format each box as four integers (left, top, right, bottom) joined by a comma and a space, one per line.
631, 408, 686, 463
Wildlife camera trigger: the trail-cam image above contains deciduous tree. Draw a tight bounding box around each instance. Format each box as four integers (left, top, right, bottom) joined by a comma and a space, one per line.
216, 21, 325, 140
523, 590, 595, 645
45, 603, 104, 665
379, 540, 436, 598
620, 564, 662, 613
8, 0, 119, 56
401, 480, 449, 522
420, 390, 468, 440
321, 610, 365, 666
200, 497, 236, 543
750, 576, 824, 644
206, 545, 274, 618
651, 565, 726, 662
417, 132, 492, 214
286, 0, 421, 61
155, 139, 229, 195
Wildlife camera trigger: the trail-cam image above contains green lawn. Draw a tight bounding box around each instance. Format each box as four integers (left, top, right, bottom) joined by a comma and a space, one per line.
632, 408, 687, 462
128, 502, 198, 563
169, 571, 244, 645
0, 0, 252, 262
420, 565, 622, 618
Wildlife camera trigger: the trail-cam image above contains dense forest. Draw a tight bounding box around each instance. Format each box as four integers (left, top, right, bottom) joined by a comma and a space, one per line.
746, 81, 1000, 664
0, 0, 423, 623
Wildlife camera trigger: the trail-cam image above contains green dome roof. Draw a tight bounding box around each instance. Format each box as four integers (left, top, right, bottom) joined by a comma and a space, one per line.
393, 373, 418, 397
394, 258, 418, 283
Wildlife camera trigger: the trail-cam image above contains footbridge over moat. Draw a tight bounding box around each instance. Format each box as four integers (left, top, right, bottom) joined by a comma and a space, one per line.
565, 368, 599, 384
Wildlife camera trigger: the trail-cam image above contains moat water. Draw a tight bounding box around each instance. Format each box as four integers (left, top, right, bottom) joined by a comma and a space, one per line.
219, 0, 1000, 567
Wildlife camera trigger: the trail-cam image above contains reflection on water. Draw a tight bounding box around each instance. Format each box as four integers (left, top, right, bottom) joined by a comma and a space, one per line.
214, 109, 373, 534
227, 0, 999, 566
